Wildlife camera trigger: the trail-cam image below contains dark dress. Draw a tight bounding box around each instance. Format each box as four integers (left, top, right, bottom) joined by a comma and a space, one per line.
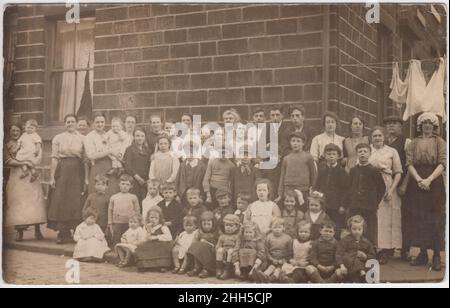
406, 136, 446, 251
135, 225, 173, 270
48, 131, 86, 232
314, 163, 349, 234
123, 143, 151, 204
187, 230, 218, 272
336, 234, 376, 279
348, 164, 385, 244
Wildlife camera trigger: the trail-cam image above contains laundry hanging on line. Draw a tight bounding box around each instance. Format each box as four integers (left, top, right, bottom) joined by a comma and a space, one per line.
389, 57, 447, 122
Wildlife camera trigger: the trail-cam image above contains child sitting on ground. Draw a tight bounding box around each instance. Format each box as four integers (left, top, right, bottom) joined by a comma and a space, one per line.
253, 217, 293, 283
172, 216, 198, 275
115, 214, 147, 268
73, 212, 110, 263
280, 221, 312, 283
336, 215, 377, 283
215, 214, 241, 280
187, 211, 219, 278
306, 222, 341, 283
233, 221, 265, 281
135, 206, 173, 272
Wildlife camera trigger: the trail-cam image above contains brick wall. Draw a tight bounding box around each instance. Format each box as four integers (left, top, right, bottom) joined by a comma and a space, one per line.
92, 4, 325, 132
10, 6, 46, 125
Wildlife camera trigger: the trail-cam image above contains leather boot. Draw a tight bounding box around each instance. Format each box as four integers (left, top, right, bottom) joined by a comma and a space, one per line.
34, 225, 44, 240
410, 250, 428, 266
432, 253, 442, 271
216, 262, 224, 279
219, 263, 233, 280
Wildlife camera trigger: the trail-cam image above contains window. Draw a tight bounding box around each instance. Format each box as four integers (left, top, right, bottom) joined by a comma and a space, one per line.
47, 17, 94, 123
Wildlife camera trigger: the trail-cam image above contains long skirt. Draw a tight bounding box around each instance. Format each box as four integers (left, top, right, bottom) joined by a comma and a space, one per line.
377, 173, 402, 250
88, 157, 120, 196
408, 165, 445, 252
73, 238, 110, 260
5, 167, 47, 227
187, 241, 216, 272
135, 241, 173, 269
47, 158, 83, 231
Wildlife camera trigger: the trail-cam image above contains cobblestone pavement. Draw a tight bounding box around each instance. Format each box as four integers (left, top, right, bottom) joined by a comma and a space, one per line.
2, 249, 235, 285
3, 248, 446, 286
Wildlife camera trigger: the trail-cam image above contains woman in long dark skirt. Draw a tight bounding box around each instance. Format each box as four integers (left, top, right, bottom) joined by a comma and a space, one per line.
48, 114, 87, 244
406, 112, 446, 272
123, 128, 151, 205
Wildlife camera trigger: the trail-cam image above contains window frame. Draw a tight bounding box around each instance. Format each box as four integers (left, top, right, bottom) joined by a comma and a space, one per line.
44, 11, 95, 126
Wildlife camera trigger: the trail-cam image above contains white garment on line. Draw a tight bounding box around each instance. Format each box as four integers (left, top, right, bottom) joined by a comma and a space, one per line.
389, 62, 408, 105
389, 58, 446, 122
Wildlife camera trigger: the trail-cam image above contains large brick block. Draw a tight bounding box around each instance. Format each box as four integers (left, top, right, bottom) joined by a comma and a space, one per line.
267, 19, 298, 35
93, 95, 120, 109
106, 79, 122, 93
134, 62, 158, 77
245, 87, 262, 104
280, 33, 322, 50
280, 5, 322, 18
169, 4, 205, 14
299, 15, 324, 32
115, 63, 134, 78
218, 39, 248, 55
243, 5, 279, 21
284, 85, 303, 101
222, 22, 265, 39
164, 29, 187, 44
15, 71, 45, 84
156, 92, 177, 106
303, 84, 323, 100
186, 58, 212, 73
159, 60, 185, 74
175, 12, 207, 28
122, 78, 140, 92
143, 46, 169, 60
124, 49, 143, 62
240, 54, 262, 69
139, 32, 164, 46
191, 73, 227, 89
207, 8, 242, 25
214, 55, 239, 71
96, 6, 129, 22
253, 70, 273, 85
16, 45, 45, 58
170, 43, 199, 58
248, 36, 281, 52
200, 42, 217, 56
114, 20, 135, 34
228, 71, 253, 87
274, 67, 319, 84
96, 36, 120, 50
95, 23, 113, 36
208, 88, 244, 105
302, 48, 323, 65
262, 86, 283, 102
16, 17, 45, 31
262, 51, 302, 68
188, 26, 222, 41
129, 5, 151, 18
165, 75, 190, 90
178, 91, 208, 106
139, 77, 164, 91
135, 93, 156, 108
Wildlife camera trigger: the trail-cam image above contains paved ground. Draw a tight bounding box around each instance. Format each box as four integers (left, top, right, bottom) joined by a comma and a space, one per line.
2, 226, 447, 285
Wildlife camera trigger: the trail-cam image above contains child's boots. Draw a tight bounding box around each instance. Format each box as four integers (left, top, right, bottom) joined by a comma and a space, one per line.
216, 262, 224, 278
219, 263, 233, 280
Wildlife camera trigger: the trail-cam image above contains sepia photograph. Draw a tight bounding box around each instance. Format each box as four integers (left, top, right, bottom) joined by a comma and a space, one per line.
1, 1, 448, 288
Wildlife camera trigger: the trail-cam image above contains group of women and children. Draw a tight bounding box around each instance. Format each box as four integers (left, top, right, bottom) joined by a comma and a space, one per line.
4, 105, 446, 283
